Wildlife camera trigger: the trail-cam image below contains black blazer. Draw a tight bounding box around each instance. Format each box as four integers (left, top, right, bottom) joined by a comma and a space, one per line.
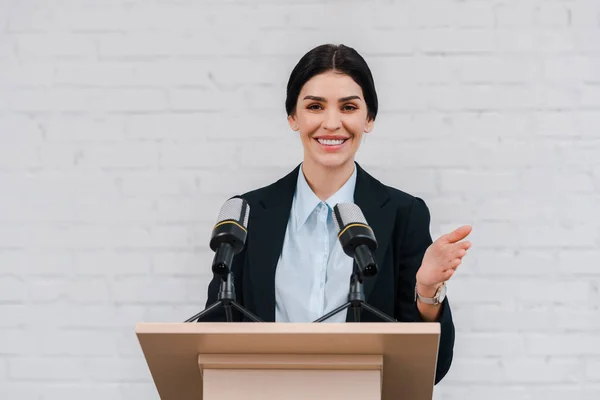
202, 162, 455, 384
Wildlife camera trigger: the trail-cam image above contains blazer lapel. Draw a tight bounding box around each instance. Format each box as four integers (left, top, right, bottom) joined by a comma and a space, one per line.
247, 165, 299, 322
347, 163, 395, 322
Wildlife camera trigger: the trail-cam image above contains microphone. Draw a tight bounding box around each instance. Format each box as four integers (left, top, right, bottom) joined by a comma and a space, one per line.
210, 196, 250, 277
332, 203, 378, 278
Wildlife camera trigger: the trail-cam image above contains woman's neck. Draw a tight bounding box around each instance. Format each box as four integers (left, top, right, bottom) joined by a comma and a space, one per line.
301, 159, 356, 201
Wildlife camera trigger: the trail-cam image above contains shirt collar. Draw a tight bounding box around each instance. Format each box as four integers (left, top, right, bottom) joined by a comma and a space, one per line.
294, 163, 357, 230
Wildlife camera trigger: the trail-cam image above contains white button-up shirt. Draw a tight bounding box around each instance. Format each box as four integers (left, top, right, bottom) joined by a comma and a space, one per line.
274, 164, 357, 323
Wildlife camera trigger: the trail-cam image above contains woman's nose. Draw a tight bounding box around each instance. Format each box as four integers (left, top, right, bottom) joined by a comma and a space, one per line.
323, 109, 342, 131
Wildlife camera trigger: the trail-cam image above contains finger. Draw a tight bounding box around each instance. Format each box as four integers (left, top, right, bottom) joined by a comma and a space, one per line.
443, 225, 472, 244
451, 248, 468, 259
443, 269, 455, 281
446, 258, 462, 270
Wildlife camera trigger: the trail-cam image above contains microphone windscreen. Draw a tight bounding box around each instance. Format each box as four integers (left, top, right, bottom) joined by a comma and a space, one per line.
333, 203, 368, 232
215, 197, 250, 228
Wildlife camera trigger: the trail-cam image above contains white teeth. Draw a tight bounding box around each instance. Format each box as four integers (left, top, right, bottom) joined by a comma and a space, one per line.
317, 138, 345, 146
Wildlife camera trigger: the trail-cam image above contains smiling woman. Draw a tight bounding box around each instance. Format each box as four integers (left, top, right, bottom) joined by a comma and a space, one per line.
200, 44, 472, 385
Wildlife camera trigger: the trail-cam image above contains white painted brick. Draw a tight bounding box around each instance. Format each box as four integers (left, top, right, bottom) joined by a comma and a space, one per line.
503, 357, 583, 383
0, 35, 16, 59
287, 3, 372, 29
237, 138, 302, 168
0, 305, 27, 328
417, 29, 495, 53
574, 29, 600, 52
159, 142, 235, 168
533, 384, 600, 400
554, 307, 600, 331
557, 250, 600, 275
455, 56, 541, 84
0, 382, 44, 400
535, 3, 571, 27
542, 56, 600, 83
444, 357, 503, 383
39, 115, 126, 143
118, 382, 160, 400
465, 249, 555, 277
16, 34, 96, 58
0, 356, 5, 376
453, 2, 496, 28
151, 251, 208, 276
581, 84, 600, 107
569, 1, 600, 26
111, 276, 199, 303
8, 4, 64, 32
0, 252, 73, 275
126, 113, 209, 140
98, 33, 224, 58
494, 29, 537, 53
587, 359, 600, 381
86, 357, 149, 382
414, 1, 495, 29
452, 304, 554, 333
524, 334, 600, 356
452, 278, 594, 306
537, 29, 579, 53
0, 277, 26, 302
440, 170, 519, 194
371, 2, 411, 29
0, 115, 43, 141
0, 59, 54, 87
9, 358, 86, 380
80, 143, 159, 168
38, 383, 124, 400
495, 3, 536, 28
168, 88, 248, 112
9, 89, 166, 113
454, 332, 527, 357
0, 145, 39, 169
451, 112, 534, 139
434, 385, 530, 400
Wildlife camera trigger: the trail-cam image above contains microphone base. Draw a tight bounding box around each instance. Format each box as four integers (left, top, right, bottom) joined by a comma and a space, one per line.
185, 273, 263, 323
313, 273, 396, 323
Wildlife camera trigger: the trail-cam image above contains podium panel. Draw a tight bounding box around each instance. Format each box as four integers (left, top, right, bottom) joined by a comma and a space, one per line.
136, 322, 440, 400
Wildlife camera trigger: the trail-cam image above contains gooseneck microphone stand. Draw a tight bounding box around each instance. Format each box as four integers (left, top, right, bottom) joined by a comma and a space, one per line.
185, 272, 263, 323
314, 263, 396, 323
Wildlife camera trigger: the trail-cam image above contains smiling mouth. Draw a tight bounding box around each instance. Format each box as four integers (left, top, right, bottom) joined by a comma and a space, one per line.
315, 138, 348, 146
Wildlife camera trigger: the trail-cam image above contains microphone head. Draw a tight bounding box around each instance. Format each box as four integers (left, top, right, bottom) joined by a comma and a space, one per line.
210, 196, 250, 254
333, 203, 378, 277
332, 202, 369, 232
215, 196, 250, 228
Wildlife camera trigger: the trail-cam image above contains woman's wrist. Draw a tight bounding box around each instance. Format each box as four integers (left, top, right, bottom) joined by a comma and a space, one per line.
415, 281, 443, 298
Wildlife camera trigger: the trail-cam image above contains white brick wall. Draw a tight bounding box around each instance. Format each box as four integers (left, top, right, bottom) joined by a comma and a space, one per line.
0, 0, 599, 399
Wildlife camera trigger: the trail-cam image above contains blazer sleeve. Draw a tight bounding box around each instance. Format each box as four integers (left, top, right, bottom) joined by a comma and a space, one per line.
394, 197, 455, 385
197, 245, 247, 322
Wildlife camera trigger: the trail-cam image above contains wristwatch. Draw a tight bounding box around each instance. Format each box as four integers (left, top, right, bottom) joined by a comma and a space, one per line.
415, 282, 447, 305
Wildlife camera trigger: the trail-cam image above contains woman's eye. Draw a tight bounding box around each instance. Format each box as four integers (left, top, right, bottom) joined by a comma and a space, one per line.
307, 104, 356, 111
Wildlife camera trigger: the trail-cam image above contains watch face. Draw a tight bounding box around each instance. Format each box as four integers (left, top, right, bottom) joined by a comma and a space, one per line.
436, 284, 447, 302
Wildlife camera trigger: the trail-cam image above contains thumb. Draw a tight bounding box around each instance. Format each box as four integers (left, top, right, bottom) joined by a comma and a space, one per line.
443, 225, 472, 244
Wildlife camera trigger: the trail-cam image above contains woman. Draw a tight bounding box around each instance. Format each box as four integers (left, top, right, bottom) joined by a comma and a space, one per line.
201, 43, 472, 384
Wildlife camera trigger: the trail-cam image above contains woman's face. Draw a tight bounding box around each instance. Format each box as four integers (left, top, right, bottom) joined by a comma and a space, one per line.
288, 70, 374, 171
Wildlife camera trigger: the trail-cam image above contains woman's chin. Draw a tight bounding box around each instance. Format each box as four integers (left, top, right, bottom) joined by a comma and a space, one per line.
311, 153, 353, 170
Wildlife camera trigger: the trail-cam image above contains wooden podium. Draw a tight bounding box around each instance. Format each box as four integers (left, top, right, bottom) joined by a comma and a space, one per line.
136, 322, 440, 400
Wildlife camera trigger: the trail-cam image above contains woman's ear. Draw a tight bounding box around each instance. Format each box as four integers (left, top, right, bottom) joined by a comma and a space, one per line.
364, 117, 374, 133
287, 114, 299, 131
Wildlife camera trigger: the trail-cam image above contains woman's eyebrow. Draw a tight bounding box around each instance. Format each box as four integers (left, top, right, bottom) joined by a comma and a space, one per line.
303, 95, 361, 102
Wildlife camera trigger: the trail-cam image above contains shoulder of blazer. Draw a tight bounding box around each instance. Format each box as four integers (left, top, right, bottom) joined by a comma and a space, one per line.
236, 163, 301, 211
356, 164, 424, 210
